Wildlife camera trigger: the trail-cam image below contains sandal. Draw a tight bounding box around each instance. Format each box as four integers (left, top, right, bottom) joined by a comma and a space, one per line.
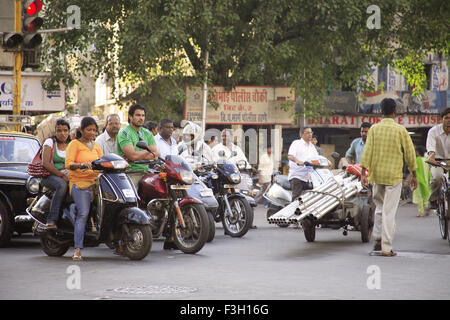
72, 254, 83, 261
381, 250, 397, 257
45, 222, 57, 230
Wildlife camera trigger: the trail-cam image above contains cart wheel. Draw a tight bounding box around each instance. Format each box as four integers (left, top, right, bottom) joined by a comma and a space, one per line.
301, 218, 315, 242
360, 204, 374, 243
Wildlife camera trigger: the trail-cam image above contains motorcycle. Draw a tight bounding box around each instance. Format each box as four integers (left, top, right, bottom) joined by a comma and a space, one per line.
135, 141, 209, 254
195, 151, 254, 238
27, 154, 152, 260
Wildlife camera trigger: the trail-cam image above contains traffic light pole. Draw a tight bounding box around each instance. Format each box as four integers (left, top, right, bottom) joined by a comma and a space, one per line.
13, 0, 22, 132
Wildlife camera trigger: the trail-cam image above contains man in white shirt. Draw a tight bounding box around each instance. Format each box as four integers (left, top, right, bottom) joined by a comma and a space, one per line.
155, 118, 178, 160
211, 129, 248, 165
96, 114, 121, 155
426, 107, 450, 209
288, 127, 319, 200
254, 144, 276, 205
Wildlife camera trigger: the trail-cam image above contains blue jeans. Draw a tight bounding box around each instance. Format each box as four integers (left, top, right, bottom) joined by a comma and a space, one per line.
41, 175, 68, 224
71, 184, 92, 249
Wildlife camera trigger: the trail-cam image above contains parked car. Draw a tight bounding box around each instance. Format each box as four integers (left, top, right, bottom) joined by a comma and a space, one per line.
0, 131, 41, 246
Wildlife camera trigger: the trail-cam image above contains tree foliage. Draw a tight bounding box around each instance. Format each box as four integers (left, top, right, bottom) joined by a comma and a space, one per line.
41, 0, 449, 120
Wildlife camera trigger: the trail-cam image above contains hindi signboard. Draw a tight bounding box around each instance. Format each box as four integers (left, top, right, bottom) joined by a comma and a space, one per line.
185, 86, 295, 125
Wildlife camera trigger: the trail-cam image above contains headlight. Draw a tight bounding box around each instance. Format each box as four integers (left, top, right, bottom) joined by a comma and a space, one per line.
26, 176, 40, 194
180, 170, 194, 185
101, 160, 129, 169
237, 160, 246, 170
229, 173, 241, 184
211, 174, 219, 180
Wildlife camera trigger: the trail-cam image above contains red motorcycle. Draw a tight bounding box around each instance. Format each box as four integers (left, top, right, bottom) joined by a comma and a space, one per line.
134, 141, 209, 254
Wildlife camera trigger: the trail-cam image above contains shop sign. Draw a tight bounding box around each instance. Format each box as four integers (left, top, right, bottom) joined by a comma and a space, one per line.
185, 86, 295, 125
0, 71, 65, 112
306, 114, 442, 128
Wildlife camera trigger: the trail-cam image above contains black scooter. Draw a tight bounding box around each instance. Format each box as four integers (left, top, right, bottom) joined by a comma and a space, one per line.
195, 151, 254, 237
27, 154, 152, 260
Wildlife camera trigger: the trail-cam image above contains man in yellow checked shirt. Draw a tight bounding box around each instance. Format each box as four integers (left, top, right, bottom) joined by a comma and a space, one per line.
360, 98, 417, 257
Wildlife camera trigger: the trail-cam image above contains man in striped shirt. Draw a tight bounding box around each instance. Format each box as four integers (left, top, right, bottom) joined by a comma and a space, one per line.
360, 98, 417, 257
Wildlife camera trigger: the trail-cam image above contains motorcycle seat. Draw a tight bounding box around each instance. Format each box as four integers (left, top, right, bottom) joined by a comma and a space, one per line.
274, 175, 291, 190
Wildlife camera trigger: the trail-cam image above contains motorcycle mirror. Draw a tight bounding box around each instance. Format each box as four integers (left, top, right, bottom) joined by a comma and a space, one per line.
178, 145, 186, 154
136, 141, 149, 151
231, 151, 237, 157
218, 150, 226, 157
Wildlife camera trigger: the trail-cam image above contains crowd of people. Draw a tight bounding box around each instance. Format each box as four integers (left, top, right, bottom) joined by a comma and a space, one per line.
27, 99, 449, 260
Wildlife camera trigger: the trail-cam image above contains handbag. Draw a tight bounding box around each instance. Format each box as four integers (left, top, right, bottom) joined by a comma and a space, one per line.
27, 139, 55, 178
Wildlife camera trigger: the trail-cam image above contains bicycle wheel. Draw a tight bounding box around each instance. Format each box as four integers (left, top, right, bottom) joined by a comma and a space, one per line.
437, 192, 448, 239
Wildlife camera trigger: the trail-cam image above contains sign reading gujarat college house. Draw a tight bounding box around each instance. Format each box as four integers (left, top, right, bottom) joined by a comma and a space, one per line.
305, 114, 442, 128
0, 71, 65, 112
185, 86, 295, 125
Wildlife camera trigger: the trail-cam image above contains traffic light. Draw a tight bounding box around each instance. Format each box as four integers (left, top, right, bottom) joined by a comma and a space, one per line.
1, 33, 23, 49
22, 0, 43, 49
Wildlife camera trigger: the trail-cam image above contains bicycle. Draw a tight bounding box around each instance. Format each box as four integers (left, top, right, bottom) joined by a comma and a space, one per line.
426, 159, 450, 242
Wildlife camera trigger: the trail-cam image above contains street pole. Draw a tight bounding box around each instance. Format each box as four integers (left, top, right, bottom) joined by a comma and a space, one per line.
201, 49, 209, 137
13, 0, 22, 132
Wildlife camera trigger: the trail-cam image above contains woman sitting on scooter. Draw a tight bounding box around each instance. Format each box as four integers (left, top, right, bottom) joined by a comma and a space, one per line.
65, 117, 103, 261
42, 118, 71, 230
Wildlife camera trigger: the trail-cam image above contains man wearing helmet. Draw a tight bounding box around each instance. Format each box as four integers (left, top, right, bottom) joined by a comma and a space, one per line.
178, 121, 213, 162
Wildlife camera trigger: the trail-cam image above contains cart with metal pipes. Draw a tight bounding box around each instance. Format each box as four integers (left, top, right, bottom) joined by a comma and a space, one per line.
267, 165, 374, 243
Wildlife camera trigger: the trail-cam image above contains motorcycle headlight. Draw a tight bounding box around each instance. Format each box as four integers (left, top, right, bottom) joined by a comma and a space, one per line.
26, 176, 40, 194
237, 160, 246, 170
180, 170, 194, 185
229, 173, 241, 184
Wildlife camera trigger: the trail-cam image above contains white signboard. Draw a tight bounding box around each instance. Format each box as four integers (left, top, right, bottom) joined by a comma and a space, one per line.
0, 71, 65, 112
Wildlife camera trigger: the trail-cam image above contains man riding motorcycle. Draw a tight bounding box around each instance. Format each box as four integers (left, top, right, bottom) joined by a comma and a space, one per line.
178, 121, 213, 163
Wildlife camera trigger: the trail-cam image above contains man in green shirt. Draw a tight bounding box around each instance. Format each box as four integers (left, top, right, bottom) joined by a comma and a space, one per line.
361, 98, 417, 257
117, 104, 158, 187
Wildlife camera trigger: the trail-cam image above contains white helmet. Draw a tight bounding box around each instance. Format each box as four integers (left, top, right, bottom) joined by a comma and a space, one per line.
182, 121, 202, 144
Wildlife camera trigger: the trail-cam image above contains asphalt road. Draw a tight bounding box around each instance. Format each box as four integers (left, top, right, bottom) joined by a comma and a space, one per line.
1, 202, 450, 300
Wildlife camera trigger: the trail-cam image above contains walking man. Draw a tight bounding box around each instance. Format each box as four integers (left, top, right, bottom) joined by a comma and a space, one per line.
96, 114, 121, 155
360, 98, 417, 256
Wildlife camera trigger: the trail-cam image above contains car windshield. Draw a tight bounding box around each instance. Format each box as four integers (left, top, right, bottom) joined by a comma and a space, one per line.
0, 136, 40, 163
165, 154, 192, 172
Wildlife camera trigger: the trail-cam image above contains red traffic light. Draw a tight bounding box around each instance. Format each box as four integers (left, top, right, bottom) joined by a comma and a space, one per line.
26, 0, 43, 15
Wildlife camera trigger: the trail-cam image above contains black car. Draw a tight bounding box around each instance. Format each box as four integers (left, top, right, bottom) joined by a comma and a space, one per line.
0, 131, 41, 246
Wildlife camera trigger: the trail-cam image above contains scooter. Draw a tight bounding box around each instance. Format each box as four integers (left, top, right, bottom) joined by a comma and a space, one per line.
27, 154, 152, 260
135, 141, 209, 254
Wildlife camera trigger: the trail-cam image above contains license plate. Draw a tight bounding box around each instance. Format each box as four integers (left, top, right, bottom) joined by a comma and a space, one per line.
170, 185, 190, 190
224, 184, 238, 189
200, 189, 214, 197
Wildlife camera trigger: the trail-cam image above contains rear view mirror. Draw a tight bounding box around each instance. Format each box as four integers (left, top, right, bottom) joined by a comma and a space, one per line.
330, 152, 340, 159
231, 151, 237, 157
136, 141, 149, 151
218, 150, 225, 157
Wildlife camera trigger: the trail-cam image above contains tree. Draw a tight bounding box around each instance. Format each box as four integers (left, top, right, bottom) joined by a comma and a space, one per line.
41, 0, 449, 120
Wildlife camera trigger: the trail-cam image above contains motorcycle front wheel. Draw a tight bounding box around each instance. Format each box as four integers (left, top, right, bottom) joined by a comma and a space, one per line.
122, 224, 152, 260
172, 203, 208, 254
222, 197, 253, 238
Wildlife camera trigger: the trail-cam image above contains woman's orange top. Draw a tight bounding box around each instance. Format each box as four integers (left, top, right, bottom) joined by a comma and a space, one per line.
65, 139, 103, 193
